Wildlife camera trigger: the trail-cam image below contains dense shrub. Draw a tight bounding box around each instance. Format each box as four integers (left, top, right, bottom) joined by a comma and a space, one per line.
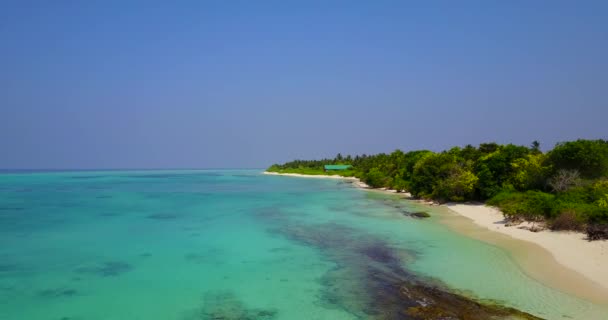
409, 152, 454, 198
364, 168, 390, 188
546, 139, 608, 179
587, 206, 608, 225
509, 154, 548, 191
474, 144, 531, 199
487, 190, 554, 221
431, 168, 478, 202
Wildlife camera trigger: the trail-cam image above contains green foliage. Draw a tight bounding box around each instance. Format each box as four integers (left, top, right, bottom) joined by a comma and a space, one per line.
268, 139, 608, 237
431, 167, 478, 202
588, 208, 608, 224
598, 195, 608, 208
364, 168, 390, 188
488, 190, 554, 221
391, 177, 408, 192
410, 152, 454, 198
474, 144, 532, 198
546, 139, 608, 179
488, 184, 608, 230
266, 165, 354, 177
508, 153, 549, 191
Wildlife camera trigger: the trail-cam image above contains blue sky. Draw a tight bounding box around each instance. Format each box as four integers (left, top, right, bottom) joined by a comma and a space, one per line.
1, 1, 607, 169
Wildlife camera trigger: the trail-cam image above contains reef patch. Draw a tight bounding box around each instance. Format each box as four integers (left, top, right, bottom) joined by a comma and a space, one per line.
183, 291, 277, 320
147, 212, 181, 220
75, 261, 133, 277
37, 287, 79, 299
269, 221, 542, 320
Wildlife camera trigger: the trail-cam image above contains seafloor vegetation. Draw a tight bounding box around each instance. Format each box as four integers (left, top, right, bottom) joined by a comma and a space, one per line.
255, 206, 542, 320
268, 139, 608, 239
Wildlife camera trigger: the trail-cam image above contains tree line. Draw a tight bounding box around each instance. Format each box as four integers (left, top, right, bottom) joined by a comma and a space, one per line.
267, 139, 608, 240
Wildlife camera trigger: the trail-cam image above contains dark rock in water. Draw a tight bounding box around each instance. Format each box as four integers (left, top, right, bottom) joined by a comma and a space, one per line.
184, 253, 208, 264
147, 212, 180, 220
185, 291, 277, 320
0, 264, 19, 273
254, 207, 284, 220
268, 247, 291, 253
400, 282, 543, 319
184, 249, 224, 265
401, 210, 431, 219
411, 211, 431, 219
0, 207, 24, 211
75, 261, 132, 277
38, 288, 79, 298
99, 212, 121, 217
70, 175, 105, 179
97, 261, 132, 276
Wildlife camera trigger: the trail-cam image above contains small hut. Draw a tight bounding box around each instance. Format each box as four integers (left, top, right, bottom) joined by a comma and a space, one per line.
324, 165, 352, 172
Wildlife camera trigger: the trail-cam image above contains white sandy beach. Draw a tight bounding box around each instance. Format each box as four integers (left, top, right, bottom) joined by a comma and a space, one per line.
263, 171, 371, 189
446, 203, 608, 291
263, 171, 417, 196
263, 171, 356, 179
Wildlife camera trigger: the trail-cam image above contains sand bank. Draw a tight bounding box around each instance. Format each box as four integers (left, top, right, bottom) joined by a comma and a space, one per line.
263, 171, 372, 189
446, 203, 608, 293
263, 171, 419, 197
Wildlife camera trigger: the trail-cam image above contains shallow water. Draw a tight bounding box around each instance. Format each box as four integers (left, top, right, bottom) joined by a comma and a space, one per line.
0, 170, 606, 319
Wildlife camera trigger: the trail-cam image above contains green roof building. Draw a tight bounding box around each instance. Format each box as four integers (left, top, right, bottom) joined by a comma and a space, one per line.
324, 165, 352, 171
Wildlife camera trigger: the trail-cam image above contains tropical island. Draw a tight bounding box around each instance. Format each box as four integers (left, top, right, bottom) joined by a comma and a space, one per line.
266, 139, 608, 297
268, 139, 608, 240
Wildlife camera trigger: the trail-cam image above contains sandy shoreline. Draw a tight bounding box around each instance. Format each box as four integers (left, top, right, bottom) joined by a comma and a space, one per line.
264, 171, 608, 303
263, 171, 372, 189
446, 203, 608, 290
262, 171, 410, 195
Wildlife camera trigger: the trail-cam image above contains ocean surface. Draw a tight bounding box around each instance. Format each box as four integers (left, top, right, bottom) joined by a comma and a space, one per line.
0, 170, 606, 320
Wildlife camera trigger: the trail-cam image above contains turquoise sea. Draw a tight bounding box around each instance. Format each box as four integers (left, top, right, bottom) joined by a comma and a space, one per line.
1, 170, 607, 319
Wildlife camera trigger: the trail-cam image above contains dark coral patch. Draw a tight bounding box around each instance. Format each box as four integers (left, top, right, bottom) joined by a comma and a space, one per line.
147, 212, 180, 220
37, 288, 79, 298
360, 245, 399, 264
75, 261, 132, 277
99, 212, 121, 217
0, 264, 19, 273
268, 221, 541, 320
184, 291, 277, 320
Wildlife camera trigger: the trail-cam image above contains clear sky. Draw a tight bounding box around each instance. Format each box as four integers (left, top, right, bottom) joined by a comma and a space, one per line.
1, 1, 607, 169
